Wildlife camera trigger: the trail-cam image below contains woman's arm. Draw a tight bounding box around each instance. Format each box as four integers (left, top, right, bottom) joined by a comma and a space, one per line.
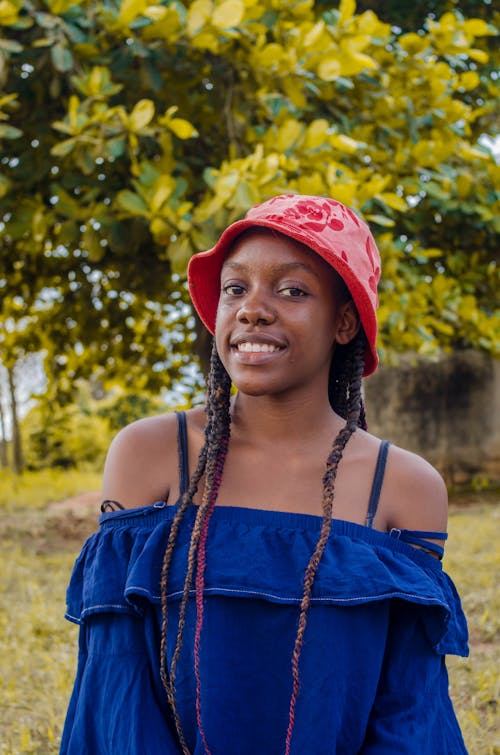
360, 446, 467, 752
361, 598, 468, 754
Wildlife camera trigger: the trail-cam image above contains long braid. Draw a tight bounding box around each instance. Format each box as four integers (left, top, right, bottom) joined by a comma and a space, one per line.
159, 401, 213, 753
159, 452, 208, 754
159, 342, 231, 754
160, 328, 367, 755
284, 331, 366, 755
169, 350, 230, 684
193, 431, 229, 754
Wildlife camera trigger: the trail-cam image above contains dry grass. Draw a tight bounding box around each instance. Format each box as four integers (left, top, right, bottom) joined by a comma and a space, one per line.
0, 543, 78, 753
0, 473, 498, 753
0, 468, 102, 513
445, 498, 500, 755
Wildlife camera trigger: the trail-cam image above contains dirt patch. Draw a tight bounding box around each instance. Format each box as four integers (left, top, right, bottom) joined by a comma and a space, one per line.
43, 492, 101, 551
2, 492, 101, 555
45, 507, 100, 552
47, 490, 101, 516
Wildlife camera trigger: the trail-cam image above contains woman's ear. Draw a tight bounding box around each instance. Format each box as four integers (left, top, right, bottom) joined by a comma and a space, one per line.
335, 300, 360, 345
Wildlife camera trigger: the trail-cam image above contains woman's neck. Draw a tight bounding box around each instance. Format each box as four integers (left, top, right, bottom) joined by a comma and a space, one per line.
230, 390, 344, 446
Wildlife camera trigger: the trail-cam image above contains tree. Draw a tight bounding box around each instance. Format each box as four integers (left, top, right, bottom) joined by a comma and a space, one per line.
0, 0, 498, 398
0, 306, 44, 470
0, 364, 8, 466
6, 361, 22, 471
355, 0, 495, 32
22, 398, 111, 468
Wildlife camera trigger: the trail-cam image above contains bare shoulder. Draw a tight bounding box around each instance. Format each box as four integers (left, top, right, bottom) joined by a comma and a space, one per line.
101, 406, 208, 509
101, 412, 179, 508
101, 412, 179, 509
382, 443, 448, 533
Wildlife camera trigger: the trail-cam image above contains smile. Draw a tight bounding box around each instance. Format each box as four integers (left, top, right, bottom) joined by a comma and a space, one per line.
236, 342, 282, 353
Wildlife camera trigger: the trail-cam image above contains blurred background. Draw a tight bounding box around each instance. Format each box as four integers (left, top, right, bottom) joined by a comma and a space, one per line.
0, 0, 498, 751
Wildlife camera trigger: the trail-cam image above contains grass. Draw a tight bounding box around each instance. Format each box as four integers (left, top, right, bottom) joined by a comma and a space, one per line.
0, 468, 102, 512
444, 499, 500, 754
0, 472, 498, 753
0, 545, 78, 754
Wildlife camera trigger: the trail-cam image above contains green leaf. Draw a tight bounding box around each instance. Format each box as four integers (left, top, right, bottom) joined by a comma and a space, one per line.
365, 214, 395, 227
119, 0, 148, 27
106, 136, 126, 159
167, 235, 192, 275
0, 173, 11, 198
212, 0, 244, 29
35, 12, 59, 29
167, 117, 198, 139
424, 182, 450, 200
0, 38, 23, 53
50, 137, 77, 156
116, 190, 149, 217
83, 227, 105, 261
51, 43, 74, 72
75, 148, 95, 175
128, 99, 155, 132
64, 22, 88, 45
33, 38, 53, 47
150, 175, 175, 212
0, 123, 22, 139
234, 180, 259, 210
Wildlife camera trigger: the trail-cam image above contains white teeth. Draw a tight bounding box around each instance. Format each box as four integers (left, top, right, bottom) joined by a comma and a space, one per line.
237, 342, 280, 353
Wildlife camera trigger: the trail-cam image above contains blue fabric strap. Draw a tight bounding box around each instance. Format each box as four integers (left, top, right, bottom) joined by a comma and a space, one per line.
389, 528, 448, 558
176, 410, 190, 498
365, 440, 391, 528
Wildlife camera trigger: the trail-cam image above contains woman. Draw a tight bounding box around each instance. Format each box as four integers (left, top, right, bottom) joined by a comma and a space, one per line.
61, 194, 468, 754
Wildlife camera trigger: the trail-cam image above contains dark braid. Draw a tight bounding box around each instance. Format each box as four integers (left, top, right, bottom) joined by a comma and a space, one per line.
329, 332, 368, 430
284, 330, 366, 754
159, 341, 231, 754
160, 329, 367, 755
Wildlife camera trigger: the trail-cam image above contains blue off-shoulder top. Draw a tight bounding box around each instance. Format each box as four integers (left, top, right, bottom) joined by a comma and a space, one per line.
61, 499, 469, 754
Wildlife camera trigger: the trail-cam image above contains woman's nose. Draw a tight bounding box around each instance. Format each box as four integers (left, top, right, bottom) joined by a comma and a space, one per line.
236, 289, 276, 325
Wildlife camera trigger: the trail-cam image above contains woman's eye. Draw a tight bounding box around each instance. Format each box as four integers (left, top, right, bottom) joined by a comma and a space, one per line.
223, 284, 245, 296
281, 287, 307, 298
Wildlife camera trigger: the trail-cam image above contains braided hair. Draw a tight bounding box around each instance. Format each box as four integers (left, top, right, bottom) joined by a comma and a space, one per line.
159, 329, 367, 754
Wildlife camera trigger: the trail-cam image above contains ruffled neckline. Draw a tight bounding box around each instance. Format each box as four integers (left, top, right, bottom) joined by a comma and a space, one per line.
66, 500, 468, 658
100, 501, 443, 569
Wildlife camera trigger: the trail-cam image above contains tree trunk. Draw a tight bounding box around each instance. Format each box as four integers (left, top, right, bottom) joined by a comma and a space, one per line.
0, 377, 8, 468
7, 365, 23, 473
194, 314, 213, 378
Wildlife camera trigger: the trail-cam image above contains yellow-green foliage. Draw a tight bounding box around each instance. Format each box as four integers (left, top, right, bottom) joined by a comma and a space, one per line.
0, 0, 498, 398
21, 403, 112, 471
0, 486, 498, 753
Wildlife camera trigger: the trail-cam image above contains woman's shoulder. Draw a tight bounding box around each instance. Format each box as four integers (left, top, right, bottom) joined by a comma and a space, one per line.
101, 407, 205, 509
377, 439, 448, 535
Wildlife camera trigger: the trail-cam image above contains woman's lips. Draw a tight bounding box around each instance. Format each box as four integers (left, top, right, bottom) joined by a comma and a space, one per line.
230, 337, 287, 363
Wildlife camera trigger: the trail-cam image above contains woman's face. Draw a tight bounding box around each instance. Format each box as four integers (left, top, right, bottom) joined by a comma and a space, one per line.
215, 229, 359, 401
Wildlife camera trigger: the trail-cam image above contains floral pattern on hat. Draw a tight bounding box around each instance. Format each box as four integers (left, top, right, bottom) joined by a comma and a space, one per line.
256, 198, 366, 235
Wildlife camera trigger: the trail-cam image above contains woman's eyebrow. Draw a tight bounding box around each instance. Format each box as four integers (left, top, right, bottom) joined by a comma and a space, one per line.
221, 261, 320, 278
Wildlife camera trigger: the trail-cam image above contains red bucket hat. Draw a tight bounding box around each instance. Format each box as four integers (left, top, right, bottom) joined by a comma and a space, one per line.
188, 194, 381, 376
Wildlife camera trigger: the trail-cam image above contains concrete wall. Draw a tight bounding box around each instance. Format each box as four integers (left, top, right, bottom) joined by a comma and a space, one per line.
364, 351, 500, 487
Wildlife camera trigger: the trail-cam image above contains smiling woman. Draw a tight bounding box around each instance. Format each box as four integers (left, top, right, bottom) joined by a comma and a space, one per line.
61, 194, 469, 755
215, 230, 355, 401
